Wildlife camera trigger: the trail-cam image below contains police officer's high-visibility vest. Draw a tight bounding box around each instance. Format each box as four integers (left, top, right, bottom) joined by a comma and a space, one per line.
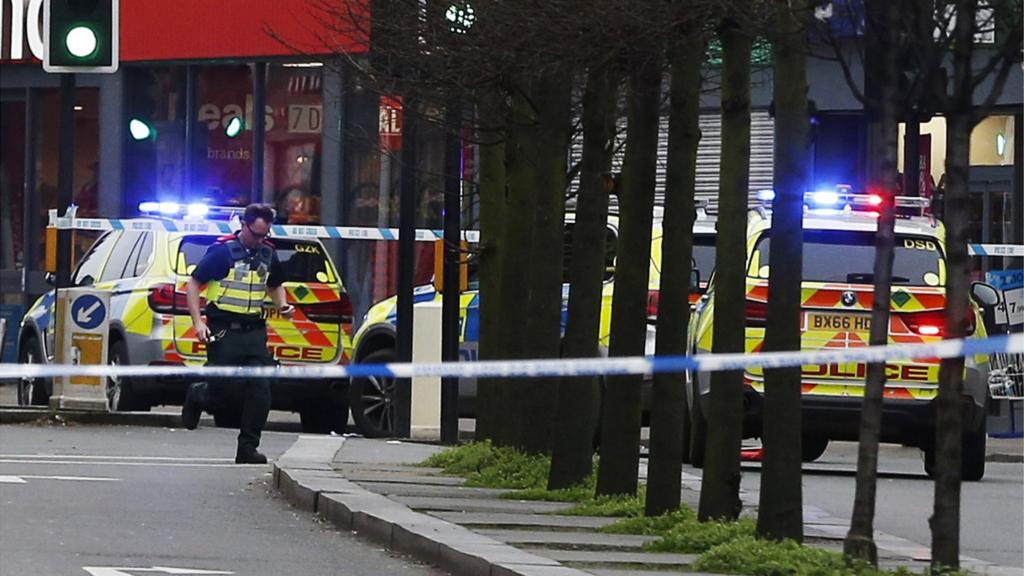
205, 236, 275, 316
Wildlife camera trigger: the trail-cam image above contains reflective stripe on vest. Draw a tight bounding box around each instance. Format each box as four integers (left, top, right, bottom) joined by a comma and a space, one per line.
205, 239, 272, 316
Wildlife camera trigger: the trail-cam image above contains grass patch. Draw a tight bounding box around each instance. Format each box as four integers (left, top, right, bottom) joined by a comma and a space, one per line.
504, 483, 596, 502
600, 506, 697, 535
561, 489, 646, 517
693, 536, 906, 576
420, 440, 551, 489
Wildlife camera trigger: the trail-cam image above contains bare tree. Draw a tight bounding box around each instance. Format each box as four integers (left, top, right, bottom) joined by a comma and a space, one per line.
549, 59, 620, 488
596, 38, 665, 498
698, 15, 751, 522
756, 0, 809, 542
645, 17, 707, 516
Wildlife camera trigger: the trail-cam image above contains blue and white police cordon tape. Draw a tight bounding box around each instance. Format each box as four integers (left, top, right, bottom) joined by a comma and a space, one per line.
968, 244, 1024, 258
5, 333, 1021, 381
48, 211, 481, 243
46, 212, 1022, 255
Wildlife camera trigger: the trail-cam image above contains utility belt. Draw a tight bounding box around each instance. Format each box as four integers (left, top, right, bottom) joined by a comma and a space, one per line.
207, 307, 267, 331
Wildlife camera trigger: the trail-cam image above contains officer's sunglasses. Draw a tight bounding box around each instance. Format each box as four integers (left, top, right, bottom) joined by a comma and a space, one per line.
245, 223, 271, 239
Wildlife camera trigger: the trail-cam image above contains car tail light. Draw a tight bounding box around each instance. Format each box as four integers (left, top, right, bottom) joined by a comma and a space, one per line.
902, 309, 975, 337
745, 299, 768, 327
298, 293, 354, 325
148, 283, 203, 315
646, 290, 660, 321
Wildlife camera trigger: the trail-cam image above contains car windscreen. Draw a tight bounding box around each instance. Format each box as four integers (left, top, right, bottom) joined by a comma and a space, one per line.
177, 236, 337, 284
693, 236, 716, 283
748, 230, 944, 286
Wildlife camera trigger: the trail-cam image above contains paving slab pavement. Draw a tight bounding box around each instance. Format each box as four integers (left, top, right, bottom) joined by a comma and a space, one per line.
269, 436, 1023, 576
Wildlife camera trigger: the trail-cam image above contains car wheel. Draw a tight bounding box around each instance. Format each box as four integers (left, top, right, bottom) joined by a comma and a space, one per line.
923, 427, 987, 481
689, 378, 708, 468
961, 425, 986, 482
17, 335, 49, 406
300, 384, 350, 434
802, 435, 829, 462
106, 339, 148, 412
349, 349, 398, 438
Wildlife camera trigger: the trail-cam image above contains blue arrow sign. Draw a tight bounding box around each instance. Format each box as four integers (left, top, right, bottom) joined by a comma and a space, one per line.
71, 294, 106, 330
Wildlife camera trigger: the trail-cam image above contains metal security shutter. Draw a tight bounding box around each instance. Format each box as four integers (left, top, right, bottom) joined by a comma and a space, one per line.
687, 110, 774, 211
569, 109, 774, 211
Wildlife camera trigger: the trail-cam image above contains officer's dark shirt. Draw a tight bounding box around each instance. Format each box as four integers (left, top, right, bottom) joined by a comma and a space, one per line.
192, 235, 285, 323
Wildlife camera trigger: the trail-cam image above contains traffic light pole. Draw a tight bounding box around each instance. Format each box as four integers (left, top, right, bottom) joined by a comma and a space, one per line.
55, 73, 75, 290
440, 100, 461, 444
395, 98, 417, 438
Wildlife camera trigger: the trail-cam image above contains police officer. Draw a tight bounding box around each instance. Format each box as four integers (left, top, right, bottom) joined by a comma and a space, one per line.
181, 204, 293, 464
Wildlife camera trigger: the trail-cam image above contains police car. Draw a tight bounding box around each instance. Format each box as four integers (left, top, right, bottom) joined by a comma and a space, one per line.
687, 188, 1003, 480
347, 205, 717, 437
16, 203, 354, 433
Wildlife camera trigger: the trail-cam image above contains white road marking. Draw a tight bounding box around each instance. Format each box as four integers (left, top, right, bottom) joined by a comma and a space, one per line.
0, 474, 119, 483
0, 454, 234, 462
83, 567, 233, 576
0, 459, 262, 468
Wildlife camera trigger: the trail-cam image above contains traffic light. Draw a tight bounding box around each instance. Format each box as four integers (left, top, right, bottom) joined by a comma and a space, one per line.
44, 0, 119, 73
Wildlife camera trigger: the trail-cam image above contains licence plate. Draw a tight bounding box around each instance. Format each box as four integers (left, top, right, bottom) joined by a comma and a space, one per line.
805, 312, 871, 332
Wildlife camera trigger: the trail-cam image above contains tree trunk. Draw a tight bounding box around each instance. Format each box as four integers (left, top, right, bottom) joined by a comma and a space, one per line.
698, 18, 750, 522
595, 43, 663, 497
931, 1, 976, 568
474, 84, 508, 444
497, 78, 542, 448
645, 25, 703, 517
518, 71, 572, 454
844, 0, 900, 565
757, 0, 808, 542
549, 62, 619, 489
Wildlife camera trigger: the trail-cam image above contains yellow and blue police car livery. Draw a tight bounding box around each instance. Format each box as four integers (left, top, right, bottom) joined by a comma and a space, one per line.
347, 207, 718, 437
17, 206, 353, 434
687, 189, 994, 480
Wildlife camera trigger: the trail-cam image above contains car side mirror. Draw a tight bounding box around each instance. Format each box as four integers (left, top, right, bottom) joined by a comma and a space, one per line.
44, 272, 56, 287
690, 269, 701, 291
970, 282, 1000, 308
970, 282, 1007, 334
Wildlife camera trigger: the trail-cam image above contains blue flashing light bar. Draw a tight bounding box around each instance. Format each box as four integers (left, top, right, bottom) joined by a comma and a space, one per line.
811, 190, 840, 206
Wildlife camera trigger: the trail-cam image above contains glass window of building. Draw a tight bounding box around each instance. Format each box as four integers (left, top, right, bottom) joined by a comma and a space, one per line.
196, 64, 255, 207
264, 63, 324, 224
123, 66, 186, 213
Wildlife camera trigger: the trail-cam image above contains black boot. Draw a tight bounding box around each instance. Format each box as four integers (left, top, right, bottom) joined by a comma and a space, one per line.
235, 449, 267, 464
181, 382, 206, 431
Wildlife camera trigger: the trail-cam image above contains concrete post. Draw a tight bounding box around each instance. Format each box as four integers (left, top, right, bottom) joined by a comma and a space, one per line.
410, 300, 442, 440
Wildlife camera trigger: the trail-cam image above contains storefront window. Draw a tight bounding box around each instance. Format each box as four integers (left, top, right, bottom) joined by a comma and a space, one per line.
123, 66, 186, 212
264, 63, 324, 223
0, 98, 26, 273
196, 65, 254, 207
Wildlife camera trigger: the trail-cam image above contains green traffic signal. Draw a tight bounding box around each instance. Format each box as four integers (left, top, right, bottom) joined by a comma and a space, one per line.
44, 0, 119, 73
129, 118, 155, 141
65, 25, 98, 58
224, 116, 244, 138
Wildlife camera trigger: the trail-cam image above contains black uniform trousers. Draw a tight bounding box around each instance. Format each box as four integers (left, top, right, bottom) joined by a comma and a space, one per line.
204, 319, 273, 454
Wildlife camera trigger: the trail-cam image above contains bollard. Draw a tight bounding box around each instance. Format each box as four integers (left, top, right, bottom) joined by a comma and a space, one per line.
50, 288, 110, 410
410, 301, 442, 440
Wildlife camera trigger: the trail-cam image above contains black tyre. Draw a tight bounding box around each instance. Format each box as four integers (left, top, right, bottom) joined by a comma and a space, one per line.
349, 349, 398, 438
689, 378, 708, 468
961, 425, 986, 482
802, 435, 829, 463
923, 427, 986, 481
17, 335, 49, 406
106, 338, 148, 412
300, 384, 350, 434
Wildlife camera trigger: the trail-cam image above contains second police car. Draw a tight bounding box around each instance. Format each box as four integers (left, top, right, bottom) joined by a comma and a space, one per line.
347, 203, 718, 437
17, 203, 354, 433
687, 188, 1005, 480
